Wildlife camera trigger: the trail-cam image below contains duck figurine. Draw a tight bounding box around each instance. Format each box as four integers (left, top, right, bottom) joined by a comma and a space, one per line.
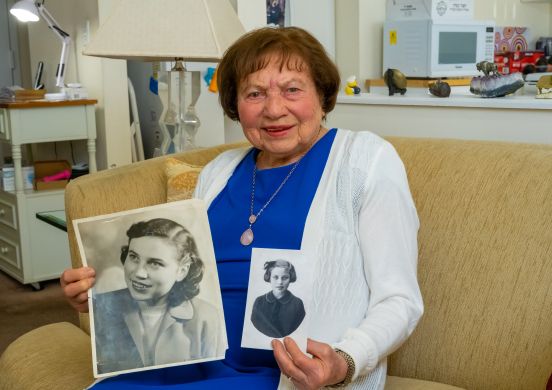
345, 75, 361, 95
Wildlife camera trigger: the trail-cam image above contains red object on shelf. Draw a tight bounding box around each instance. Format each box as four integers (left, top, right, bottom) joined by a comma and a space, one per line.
42, 169, 71, 182
494, 50, 545, 74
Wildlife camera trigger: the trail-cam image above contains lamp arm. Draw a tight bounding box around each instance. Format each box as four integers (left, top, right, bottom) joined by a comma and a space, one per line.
37, 3, 71, 87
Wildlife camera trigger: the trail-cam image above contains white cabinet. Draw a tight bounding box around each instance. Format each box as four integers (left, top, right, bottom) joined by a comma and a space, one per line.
0, 99, 97, 288
0, 190, 69, 286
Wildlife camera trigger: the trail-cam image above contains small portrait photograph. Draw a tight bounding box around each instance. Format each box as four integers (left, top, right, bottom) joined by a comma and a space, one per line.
266, 0, 286, 28
73, 199, 227, 378
241, 248, 313, 352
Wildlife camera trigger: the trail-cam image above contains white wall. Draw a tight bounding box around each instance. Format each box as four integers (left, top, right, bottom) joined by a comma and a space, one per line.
336, 0, 552, 83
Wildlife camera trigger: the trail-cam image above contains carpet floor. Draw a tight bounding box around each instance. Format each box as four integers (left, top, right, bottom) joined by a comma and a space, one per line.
0, 270, 79, 355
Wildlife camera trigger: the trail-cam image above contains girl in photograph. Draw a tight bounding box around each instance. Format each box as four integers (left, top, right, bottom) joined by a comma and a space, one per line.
251, 260, 305, 338
93, 218, 224, 374
266, 0, 284, 27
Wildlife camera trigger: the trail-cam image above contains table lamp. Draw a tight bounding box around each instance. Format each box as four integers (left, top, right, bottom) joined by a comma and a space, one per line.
10, 0, 71, 89
83, 0, 245, 153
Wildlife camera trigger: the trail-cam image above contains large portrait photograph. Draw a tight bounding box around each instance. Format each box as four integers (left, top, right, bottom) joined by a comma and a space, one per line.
73, 199, 227, 378
241, 248, 312, 352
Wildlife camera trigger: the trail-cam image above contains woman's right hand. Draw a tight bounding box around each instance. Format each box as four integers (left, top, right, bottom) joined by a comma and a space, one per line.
60, 267, 96, 313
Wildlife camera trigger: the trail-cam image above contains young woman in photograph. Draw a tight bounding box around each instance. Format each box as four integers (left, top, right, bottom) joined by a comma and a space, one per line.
93, 218, 224, 374
251, 260, 305, 338
62, 27, 423, 390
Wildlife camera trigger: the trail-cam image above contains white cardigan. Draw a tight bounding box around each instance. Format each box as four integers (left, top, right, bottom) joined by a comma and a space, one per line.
194, 129, 424, 390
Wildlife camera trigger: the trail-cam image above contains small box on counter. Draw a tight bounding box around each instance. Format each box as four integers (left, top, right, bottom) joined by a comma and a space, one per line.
0, 166, 34, 191
34, 160, 71, 191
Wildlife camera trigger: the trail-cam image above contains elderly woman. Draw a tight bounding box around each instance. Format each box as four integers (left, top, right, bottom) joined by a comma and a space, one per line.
61, 26, 423, 389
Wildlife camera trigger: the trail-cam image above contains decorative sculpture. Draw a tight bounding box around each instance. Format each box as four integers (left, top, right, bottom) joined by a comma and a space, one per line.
344, 75, 361, 95
536, 75, 552, 99
428, 79, 451, 98
470, 62, 524, 98
383, 68, 407, 96
476, 61, 498, 76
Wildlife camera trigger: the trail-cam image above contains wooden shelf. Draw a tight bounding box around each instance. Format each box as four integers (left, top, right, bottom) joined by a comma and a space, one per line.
0, 99, 97, 109
365, 78, 472, 90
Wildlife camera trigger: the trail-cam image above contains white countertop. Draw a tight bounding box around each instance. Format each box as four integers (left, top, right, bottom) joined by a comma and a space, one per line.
337, 86, 552, 110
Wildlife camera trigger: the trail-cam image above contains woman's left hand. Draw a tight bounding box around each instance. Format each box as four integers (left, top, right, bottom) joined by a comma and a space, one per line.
272, 337, 349, 390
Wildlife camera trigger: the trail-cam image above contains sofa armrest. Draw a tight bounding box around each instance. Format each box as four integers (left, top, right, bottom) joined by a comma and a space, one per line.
0, 322, 94, 390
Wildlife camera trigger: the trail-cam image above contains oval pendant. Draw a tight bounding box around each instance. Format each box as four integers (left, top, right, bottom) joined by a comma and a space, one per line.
240, 228, 254, 246
248, 214, 257, 224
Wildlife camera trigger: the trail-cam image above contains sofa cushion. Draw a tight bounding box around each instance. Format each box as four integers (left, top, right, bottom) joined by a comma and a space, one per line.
0, 322, 94, 390
385, 376, 465, 390
385, 137, 552, 389
164, 157, 202, 202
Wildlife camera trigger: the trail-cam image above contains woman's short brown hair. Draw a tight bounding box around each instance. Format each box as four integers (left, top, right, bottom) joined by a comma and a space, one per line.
217, 27, 340, 121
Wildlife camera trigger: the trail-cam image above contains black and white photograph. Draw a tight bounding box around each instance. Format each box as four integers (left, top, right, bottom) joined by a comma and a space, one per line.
266, 0, 285, 28
241, 248, 312, 352
73, 199, 227, 378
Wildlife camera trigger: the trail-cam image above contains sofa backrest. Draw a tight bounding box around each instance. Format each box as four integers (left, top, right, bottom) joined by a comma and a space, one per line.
65, 137, 552, 389
387, 137, 552, 390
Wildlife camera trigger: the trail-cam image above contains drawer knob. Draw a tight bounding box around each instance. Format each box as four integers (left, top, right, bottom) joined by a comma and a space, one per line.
0, 247, 9, 254
0, 209, 5, 216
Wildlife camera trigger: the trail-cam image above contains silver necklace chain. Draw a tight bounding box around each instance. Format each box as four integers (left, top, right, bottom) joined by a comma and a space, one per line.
239, 155, 302, 246
250, 157, 301, 222
239, 126, 323, 246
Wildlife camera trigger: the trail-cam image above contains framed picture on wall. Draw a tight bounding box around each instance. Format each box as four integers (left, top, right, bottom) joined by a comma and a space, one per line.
238, 0, 335, 59
266, 0, 285, 27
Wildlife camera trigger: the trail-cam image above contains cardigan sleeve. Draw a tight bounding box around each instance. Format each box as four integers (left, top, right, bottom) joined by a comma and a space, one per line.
334, 140, 424, 379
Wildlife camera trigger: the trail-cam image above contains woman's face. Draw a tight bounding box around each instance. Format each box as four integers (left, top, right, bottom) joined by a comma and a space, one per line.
237, 56, 325, 168
123, 236, 188, 303
270, 266, 291, 297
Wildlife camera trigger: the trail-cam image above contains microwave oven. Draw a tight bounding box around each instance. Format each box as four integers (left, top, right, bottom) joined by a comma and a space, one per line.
383, 20, 495, 78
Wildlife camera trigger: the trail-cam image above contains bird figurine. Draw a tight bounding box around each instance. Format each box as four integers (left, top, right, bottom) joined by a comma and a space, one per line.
383, 68, 407, 96
345, 75, 361, 95
428, 79, 451, 98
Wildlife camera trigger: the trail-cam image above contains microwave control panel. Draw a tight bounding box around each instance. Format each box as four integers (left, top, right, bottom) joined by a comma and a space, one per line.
483, 26, 495, 63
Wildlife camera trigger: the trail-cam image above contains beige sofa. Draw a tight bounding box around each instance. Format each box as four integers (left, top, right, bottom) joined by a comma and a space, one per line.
1, 137, 551, 390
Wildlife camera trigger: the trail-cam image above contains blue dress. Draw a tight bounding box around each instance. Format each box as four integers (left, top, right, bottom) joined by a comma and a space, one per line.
91, 129, 337, 389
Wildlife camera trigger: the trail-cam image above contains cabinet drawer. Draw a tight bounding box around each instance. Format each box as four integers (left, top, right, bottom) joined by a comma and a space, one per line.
0, 108, 10, 141
0, 199, 17, 229
0, 236, 21, 270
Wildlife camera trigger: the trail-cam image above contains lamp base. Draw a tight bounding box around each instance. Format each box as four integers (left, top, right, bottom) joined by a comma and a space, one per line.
158, 63, 202, 155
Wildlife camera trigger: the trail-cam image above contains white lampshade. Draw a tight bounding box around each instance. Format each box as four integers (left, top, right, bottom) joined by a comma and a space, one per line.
10, 0, 39, 22
83, 0, 245, 62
